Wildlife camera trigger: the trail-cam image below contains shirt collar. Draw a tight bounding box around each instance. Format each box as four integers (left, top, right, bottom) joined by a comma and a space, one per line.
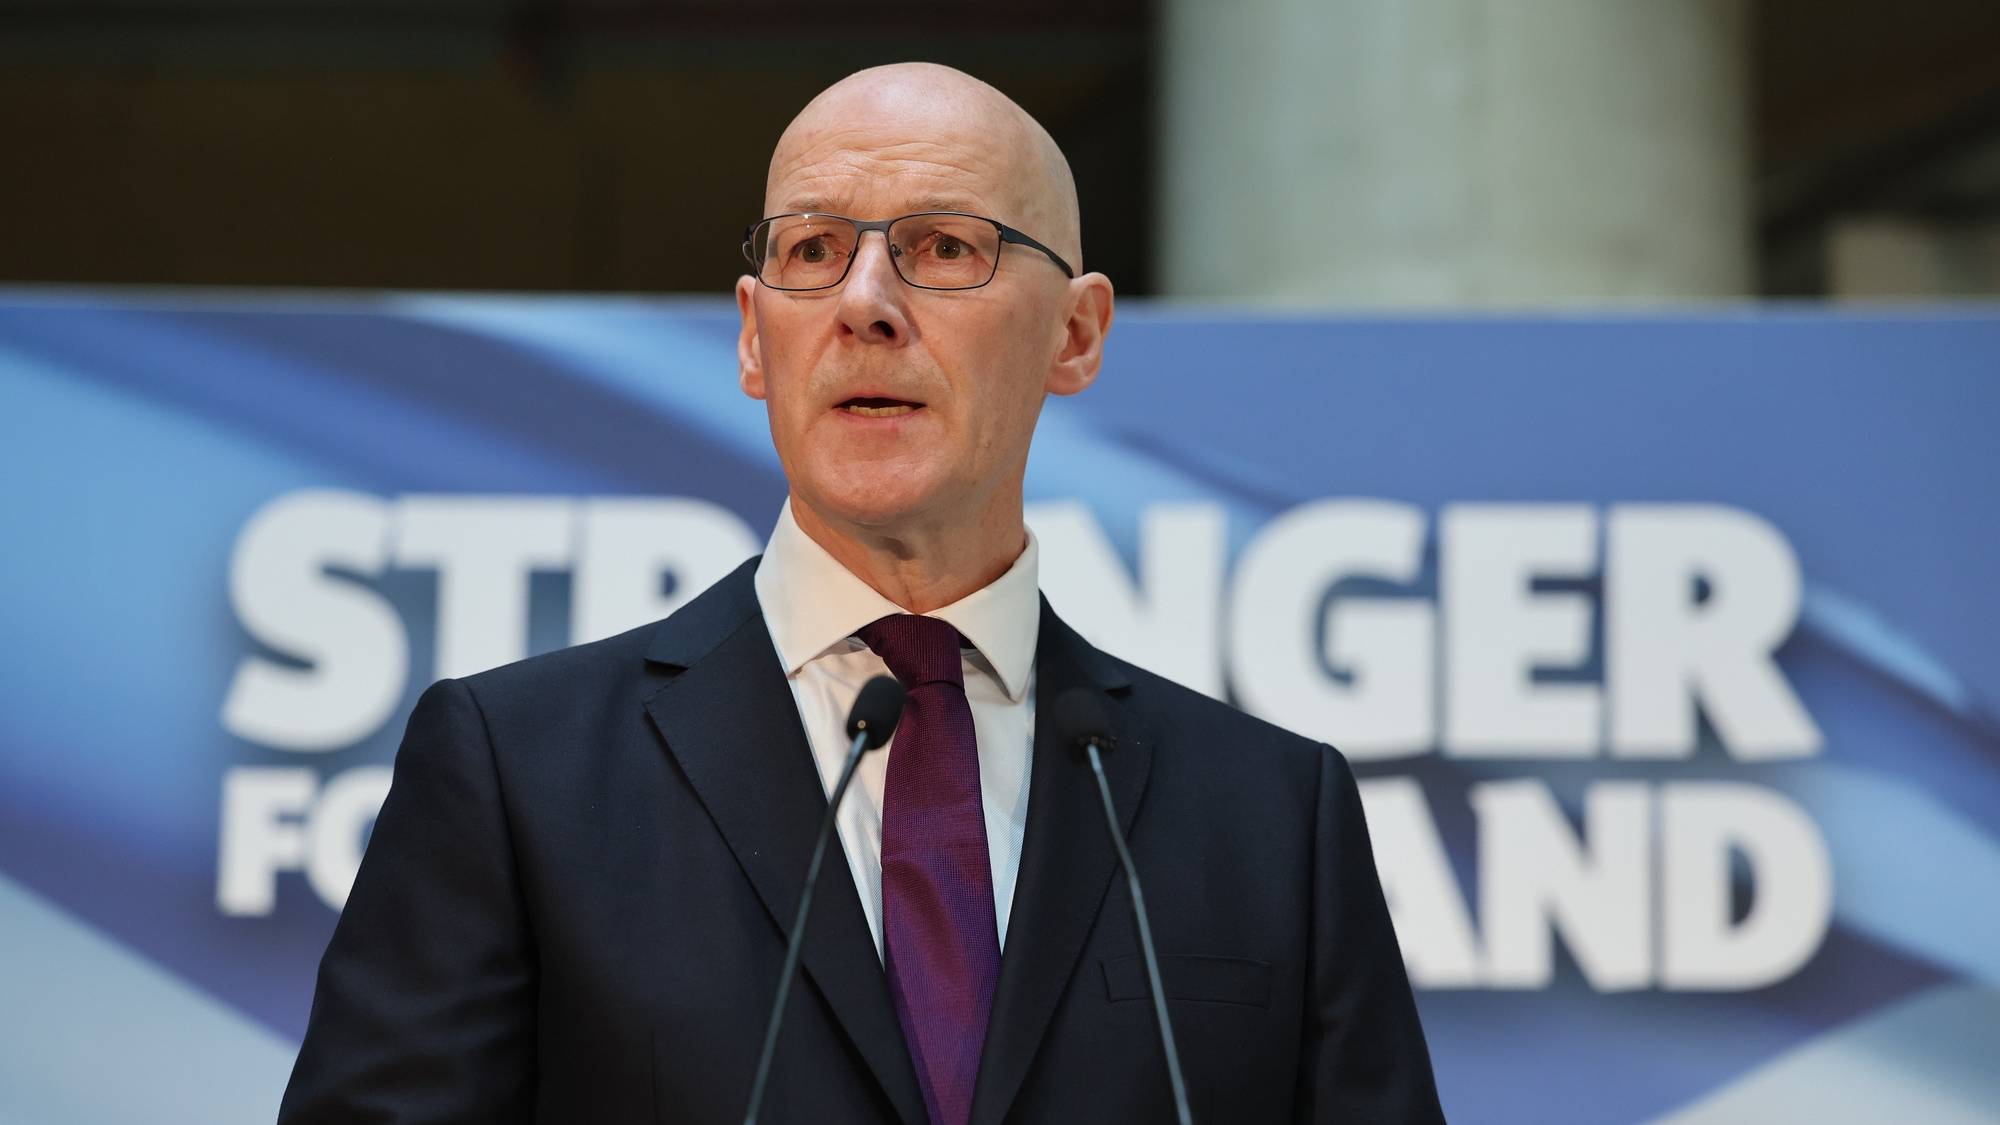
753, 499, 1040, 702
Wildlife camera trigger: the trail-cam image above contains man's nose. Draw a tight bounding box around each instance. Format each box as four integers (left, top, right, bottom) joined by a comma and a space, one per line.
835, 230, 914, 345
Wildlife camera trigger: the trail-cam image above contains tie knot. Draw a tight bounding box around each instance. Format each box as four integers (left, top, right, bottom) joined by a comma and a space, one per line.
857, 614, 965, 690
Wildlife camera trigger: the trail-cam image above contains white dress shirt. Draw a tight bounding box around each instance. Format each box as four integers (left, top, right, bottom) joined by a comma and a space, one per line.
753, 500, 1039, 960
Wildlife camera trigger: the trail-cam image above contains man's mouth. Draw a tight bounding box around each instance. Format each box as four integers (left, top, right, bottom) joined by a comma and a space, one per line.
838, 396, 924, 418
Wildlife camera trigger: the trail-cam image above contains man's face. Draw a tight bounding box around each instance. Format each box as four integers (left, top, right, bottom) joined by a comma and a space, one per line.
736, 84, 1099, 536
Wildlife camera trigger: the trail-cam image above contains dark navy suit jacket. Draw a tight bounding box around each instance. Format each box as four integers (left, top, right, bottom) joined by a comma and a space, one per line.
279, 558, 1444, 1123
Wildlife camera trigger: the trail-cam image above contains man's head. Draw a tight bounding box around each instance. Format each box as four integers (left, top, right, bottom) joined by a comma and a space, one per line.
736, 63, 1114, 542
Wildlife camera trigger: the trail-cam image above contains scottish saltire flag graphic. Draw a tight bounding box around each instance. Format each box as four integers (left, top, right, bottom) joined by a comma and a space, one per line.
2, 290, 1996, 1123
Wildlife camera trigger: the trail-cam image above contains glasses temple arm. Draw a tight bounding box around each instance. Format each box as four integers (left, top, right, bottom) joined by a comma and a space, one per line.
996, 225, 1076, 278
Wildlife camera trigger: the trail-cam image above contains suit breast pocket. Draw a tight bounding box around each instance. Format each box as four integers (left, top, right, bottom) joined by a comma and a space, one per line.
1100, 954, 1272, 1008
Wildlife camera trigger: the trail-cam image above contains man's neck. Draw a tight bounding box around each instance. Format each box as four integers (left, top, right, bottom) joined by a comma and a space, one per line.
790, 490, 1028, 615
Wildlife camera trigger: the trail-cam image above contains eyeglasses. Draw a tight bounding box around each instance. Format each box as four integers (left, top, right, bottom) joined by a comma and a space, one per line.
743, 211, 1076, 291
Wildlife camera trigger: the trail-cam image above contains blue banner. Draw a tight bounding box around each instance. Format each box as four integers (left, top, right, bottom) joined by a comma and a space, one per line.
3, 290, 1996, 1123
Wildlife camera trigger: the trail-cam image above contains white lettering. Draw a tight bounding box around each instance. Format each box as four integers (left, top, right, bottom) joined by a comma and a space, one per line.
572, 497, 760, 646
394, 496, 573, 679
1607, 505, 1821, 758
216, 767, 316, 915
221, 490, 407, 751
1476, 779, 1651, 990
1444, 505, 1600, 756
1030, 500, 1227, 696
1228, 499, 1434, 759
1662, 781, 1832, 988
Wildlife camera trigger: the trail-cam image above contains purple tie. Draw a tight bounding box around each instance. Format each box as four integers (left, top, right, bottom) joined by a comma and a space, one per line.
856, 614, 1000, 1125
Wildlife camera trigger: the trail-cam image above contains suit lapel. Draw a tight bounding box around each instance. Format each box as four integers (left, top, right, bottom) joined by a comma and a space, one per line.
969, 599, 1146, 1125
642, 560, 928, 1125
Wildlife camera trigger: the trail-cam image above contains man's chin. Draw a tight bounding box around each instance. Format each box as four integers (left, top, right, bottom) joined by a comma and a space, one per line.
824, 497, 939, 532
808, 466, 980, 532
797, 476, 951, 534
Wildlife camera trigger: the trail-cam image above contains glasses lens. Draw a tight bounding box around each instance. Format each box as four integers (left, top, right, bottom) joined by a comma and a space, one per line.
889, 214, 1001, 289
753, 215, 858, 290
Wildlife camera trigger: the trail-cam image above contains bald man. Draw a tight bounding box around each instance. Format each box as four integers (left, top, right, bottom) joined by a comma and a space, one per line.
279, 64, 1443, 1125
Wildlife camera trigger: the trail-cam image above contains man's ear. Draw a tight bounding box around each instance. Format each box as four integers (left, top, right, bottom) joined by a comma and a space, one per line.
1047, 272, 1115, 397
736, 275, 767, 400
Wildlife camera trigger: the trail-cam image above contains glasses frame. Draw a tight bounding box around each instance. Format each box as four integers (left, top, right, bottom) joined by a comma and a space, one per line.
742, 211, 1077, 292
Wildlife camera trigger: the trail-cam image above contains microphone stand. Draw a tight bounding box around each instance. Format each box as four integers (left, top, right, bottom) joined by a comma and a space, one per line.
742, 726, 873, 1125
1084, 736, 1195, 1125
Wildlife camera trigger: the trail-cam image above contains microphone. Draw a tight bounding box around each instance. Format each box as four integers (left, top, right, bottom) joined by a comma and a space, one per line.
743, 674, 905, 1125
1048, 688, 1194, 1125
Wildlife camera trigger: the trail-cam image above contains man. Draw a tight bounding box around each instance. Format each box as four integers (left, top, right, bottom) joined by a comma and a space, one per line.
280, 63, 1443, 1124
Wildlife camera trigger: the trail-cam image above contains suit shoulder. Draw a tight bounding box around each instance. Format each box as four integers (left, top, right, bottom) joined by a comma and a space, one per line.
438, 620, 679, 751
460, 556, 763, 700
1106, 654, 1329, 765
446, 563, 763, 743
458, 618, 661, 699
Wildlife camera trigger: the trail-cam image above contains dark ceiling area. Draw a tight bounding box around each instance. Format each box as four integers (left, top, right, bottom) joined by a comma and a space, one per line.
3, 0, 1995, 298
0, 0, 1155, 294
1753, 0, 2000, 294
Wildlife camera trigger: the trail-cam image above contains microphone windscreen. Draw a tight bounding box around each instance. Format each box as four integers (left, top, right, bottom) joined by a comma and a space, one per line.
847, 675, 906, 749
1047, 687, 1114, 755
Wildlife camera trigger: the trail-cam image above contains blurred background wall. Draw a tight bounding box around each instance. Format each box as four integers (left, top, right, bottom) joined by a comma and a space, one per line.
3, 0, 1997, 303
